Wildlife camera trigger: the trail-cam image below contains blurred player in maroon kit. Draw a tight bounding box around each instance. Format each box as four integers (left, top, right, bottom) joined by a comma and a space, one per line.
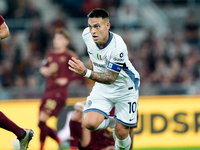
38, 28, 82, 150
69, 102, 134, 150
0, 14, 34, 150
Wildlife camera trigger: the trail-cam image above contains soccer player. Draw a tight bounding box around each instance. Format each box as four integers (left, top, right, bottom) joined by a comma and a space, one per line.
0, 14, 34, 150
68, 8, 140, 150
38, 28, 81, 150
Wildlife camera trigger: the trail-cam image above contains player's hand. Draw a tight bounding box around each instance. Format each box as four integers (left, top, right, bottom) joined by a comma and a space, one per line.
74, 101, 85, 112
71, 110, 83, 122
68, 57, 86, 75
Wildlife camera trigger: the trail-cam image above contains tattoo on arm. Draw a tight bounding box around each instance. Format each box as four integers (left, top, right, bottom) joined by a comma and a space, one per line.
83, 69, 87, 76
89, 69, 118, 84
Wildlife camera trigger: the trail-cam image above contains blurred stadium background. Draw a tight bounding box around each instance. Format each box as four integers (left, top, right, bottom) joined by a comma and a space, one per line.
0, 0, 200, 150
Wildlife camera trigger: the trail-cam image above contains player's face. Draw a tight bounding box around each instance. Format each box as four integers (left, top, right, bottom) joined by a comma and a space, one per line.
88, 17, 110, 47
53, 33, 69, 49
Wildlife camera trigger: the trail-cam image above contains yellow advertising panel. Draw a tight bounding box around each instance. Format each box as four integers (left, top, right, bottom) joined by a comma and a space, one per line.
0, 96, 199, 150
134, 95, 200, 148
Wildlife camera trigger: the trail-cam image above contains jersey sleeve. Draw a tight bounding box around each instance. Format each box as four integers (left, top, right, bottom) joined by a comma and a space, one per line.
107, 44, 127, 73
0, 15, 5, 26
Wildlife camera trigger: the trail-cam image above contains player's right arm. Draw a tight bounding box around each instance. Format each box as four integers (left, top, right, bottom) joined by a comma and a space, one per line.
69, 57, 118, 84
0, 15, 9, 39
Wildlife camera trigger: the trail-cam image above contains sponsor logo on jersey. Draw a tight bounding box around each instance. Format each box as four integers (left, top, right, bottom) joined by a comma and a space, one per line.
113, 57, 124, 62
93, 62, 105, 68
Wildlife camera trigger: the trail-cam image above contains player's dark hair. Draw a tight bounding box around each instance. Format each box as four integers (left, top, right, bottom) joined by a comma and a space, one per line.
55, 28, 70, 39
87, 8, 109, 19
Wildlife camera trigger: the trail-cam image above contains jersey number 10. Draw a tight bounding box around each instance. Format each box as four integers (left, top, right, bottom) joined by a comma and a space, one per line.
128, 102, 136, 114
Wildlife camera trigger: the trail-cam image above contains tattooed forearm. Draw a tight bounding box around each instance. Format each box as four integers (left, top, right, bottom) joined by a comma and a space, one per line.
89, 69, 118, 84
83, 69, 87, 76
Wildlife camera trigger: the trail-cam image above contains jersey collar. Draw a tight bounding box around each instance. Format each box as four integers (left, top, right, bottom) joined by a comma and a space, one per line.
95, 31, 113, 49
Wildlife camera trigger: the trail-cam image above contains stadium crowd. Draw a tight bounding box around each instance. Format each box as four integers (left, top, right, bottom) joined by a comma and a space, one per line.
0, 0, 200, 99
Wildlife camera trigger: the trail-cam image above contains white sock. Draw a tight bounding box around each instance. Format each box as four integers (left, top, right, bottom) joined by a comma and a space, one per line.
115, 135, 131, 150
96, 117, 116, 130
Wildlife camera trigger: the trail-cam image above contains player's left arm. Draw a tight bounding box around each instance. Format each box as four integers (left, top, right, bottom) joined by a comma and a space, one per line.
68, 57, 118, 84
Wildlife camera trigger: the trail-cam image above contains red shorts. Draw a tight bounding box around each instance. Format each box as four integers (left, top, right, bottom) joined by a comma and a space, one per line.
39, 94, 66, 116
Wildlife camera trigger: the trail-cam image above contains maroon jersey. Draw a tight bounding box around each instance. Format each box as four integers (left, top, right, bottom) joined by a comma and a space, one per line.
43, 51, 71, 97
91, 128, 114, 150
40, 51, 73, 116
0, 15, 5, 26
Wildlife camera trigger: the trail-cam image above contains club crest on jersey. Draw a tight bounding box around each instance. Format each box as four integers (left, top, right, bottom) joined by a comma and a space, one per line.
97, 54, 102, 60
85, 100, 92, 108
